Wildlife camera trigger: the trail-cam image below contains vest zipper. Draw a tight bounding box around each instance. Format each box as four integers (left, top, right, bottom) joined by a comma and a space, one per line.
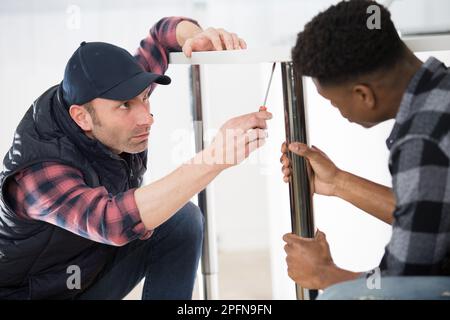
120, 158, 133, 187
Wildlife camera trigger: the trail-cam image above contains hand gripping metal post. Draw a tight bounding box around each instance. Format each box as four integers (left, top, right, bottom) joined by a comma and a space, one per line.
281, 61, 318, 300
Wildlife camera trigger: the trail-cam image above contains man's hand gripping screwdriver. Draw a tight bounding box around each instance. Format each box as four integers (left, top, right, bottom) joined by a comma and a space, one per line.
256, 62, 276, 142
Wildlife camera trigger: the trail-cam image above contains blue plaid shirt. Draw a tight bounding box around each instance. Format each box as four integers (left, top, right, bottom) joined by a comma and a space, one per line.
380, 57, 450, 276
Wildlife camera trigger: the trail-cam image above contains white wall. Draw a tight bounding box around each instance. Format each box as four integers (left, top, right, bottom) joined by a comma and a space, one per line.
1, 0, 449, 299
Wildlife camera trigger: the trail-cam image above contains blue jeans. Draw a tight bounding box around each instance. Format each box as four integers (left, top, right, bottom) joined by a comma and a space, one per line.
77, 201, 204, 300
318, 276, 450, 300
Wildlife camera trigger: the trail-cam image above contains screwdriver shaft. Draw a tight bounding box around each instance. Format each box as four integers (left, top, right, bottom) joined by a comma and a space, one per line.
262, 62, 276, 107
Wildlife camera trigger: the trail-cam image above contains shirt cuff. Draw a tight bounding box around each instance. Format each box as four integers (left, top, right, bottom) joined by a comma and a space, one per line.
117, 188, 154, 241
166, 17, 201, 52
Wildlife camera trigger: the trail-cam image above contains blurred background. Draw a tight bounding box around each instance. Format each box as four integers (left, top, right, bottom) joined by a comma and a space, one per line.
1, 0, 449, 299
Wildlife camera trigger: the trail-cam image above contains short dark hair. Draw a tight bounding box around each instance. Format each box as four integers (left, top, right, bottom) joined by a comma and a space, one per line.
292, 0, 406, 85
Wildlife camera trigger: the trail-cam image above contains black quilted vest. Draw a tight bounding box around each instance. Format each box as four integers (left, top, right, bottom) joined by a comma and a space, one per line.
0, 84, 147, 299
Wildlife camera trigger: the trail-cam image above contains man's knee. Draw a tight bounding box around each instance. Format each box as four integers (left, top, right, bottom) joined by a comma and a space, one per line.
172, 201, 204, 243
183, 202, 205, 237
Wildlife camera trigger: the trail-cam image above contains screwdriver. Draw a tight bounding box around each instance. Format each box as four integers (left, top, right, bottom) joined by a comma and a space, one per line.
259, 62, 276, 112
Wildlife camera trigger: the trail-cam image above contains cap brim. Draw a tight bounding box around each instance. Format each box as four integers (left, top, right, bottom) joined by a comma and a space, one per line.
99, 72, 171, 101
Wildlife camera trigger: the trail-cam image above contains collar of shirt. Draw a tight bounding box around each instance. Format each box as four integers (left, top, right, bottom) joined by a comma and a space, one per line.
385, 56, 446, 150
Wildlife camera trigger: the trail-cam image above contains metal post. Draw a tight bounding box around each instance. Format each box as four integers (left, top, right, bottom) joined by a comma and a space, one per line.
190, 65, 219, 299
281, 62, 318, 300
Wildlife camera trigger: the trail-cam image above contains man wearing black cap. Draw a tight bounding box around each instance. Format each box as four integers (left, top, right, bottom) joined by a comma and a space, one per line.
0, 16, 272, 299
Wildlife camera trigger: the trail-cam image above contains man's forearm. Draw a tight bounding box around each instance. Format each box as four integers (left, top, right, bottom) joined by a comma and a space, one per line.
134, 148, 220, 230
322, 266, 362, 289
176, 20, 202, 47
335, 171, 395, 224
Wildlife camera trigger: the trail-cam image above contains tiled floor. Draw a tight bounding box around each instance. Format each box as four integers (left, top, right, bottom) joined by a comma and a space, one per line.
124, 249, 272, 300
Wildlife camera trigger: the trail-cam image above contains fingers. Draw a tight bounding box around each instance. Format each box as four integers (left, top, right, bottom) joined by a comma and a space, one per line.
215, 112, 271, 165
239, 38, 247, 49
207, 28, 246, 51
217, 29, 246, 50
229, 129, 266, 162
225, 111, 272, 133
280, 154, 291, 183
238, 111, 273, 132
245, 136, 266, 158
280, 144, 292, 183
244, 128, 267, 144
283, 233, 298, 243
288, 142, 322, 164
282, 233, 314, 244
315, 229, 326, 240
290, 143, 327, 159
182, 38, 194, 58
280, 153, 290, 167
282, 166, 291, 177
283, 233, 294, 246
240, 129, 267, 159
184, 27, 247, 57
218, 28, 234, 50
204, 28, 223, 51
230, 33, 240, 50
288, 142, 307, 155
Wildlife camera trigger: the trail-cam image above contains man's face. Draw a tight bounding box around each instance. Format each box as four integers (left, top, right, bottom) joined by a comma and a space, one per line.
83, 87, 153, 154
312, 79, 380, 128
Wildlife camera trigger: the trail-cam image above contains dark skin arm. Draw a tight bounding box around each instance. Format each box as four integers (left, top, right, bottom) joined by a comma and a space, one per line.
280, 141, 393, 288
281, 142, 395, 224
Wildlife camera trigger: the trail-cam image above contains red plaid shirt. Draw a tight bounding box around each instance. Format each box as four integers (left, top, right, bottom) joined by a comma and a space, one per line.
6, 16, 198, 246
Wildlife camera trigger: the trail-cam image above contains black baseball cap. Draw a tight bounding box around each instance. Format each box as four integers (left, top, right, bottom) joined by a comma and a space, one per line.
62, 41, 171, 107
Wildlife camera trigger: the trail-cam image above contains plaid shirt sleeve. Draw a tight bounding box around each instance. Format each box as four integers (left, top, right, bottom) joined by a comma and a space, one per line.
134, 16, 199, 77
380, 138, 450, 275
7, 162, 153, 246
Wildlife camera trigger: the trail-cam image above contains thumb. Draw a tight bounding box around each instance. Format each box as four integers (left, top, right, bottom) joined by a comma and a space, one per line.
288, 142, 306, 154
315, 229, 326, 240
289, 143, 317, 160
311, 145, 330, 159
182, 39, 193, 58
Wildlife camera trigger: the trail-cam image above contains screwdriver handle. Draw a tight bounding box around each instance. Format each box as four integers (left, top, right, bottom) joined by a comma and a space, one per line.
258, 106, 269, 137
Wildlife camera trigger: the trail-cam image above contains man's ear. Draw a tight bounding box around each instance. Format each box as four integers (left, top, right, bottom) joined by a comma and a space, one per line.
69, 105, 93, 131
352, 84, 376, 110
